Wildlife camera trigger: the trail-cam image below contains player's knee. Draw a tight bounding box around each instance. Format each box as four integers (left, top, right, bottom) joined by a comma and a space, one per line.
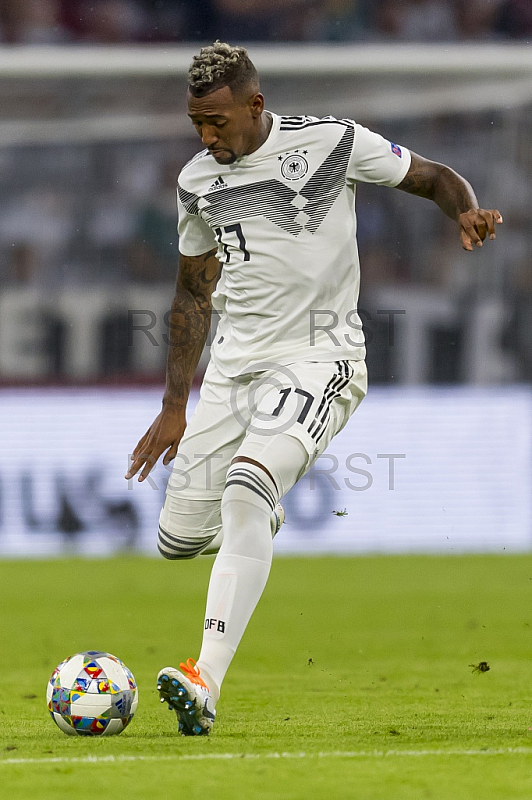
157, 498, 222, 560
157, 523, 205, 560
231, 434, 309, 498
222, 459, 279, 519
158, 544, 196, 561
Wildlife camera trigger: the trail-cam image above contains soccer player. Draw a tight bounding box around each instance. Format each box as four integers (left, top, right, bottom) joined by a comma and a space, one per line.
125, 42, 502, 735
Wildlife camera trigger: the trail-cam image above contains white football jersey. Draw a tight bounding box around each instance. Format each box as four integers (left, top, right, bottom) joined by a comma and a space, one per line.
177, 113, 411, 377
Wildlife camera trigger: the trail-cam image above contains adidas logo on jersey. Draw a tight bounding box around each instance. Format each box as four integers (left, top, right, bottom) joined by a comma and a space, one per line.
208, 176, 228, 192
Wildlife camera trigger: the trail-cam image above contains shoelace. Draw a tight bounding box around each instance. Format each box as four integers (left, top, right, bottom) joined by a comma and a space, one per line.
179, 658, 209, 689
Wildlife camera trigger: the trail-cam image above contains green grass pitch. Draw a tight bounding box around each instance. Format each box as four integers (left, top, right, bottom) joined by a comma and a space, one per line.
1, 554, 532, 799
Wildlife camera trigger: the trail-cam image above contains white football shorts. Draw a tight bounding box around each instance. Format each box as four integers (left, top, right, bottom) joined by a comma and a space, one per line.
162, 358, 367, 503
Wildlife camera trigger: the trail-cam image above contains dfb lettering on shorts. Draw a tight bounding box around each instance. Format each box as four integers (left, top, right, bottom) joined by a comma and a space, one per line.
205, 618, 225, 633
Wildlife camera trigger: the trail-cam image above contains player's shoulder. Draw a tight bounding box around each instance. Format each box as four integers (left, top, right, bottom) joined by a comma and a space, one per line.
278, 114, 357, 150
178, 149, 211, 189
279, 114, 356, 132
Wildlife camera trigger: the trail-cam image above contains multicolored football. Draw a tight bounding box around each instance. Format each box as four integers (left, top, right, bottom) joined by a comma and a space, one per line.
46, 650, 138, 736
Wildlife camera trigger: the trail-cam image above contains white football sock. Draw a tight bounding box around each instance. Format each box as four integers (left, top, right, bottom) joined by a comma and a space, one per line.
196, 435, 308, 702
201, 505, 281, 555
196, 460, 277, 703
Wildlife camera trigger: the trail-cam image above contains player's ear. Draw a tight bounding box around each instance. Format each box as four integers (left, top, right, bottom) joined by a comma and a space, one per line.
249, 92, 264, 118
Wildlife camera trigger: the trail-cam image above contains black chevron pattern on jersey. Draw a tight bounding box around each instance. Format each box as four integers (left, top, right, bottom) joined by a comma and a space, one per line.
178, 185, 201, 215
202, 179, 302, 236
299, 125, 355, 233
180, 124, 355, 237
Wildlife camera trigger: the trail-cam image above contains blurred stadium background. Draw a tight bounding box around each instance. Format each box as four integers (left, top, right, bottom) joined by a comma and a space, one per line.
1, 0, 532, 557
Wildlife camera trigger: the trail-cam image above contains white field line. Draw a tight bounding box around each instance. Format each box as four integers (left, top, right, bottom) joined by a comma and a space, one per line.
1, 747, 532, 766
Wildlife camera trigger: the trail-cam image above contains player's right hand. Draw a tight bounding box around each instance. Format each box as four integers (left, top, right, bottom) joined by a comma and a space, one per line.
125, 405, 187, 482
459, 208, 503, 251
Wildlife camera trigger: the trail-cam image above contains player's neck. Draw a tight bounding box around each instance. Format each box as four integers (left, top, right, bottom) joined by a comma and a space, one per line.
246, 111, 273, 156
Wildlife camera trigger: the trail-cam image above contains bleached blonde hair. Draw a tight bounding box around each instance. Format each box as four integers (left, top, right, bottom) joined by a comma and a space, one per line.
188, 41, 259, 98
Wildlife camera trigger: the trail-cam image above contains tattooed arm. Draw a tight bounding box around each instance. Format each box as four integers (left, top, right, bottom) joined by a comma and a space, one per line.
164, 248, 220, 409
396, 152, 503, 251
126, 247, 220, 481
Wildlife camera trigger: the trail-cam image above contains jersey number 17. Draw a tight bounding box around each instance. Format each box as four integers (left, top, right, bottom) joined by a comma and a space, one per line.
214, 223, 250, 263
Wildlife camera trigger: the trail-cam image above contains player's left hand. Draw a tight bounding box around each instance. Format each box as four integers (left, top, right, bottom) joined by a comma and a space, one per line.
459, 208, 503, 251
